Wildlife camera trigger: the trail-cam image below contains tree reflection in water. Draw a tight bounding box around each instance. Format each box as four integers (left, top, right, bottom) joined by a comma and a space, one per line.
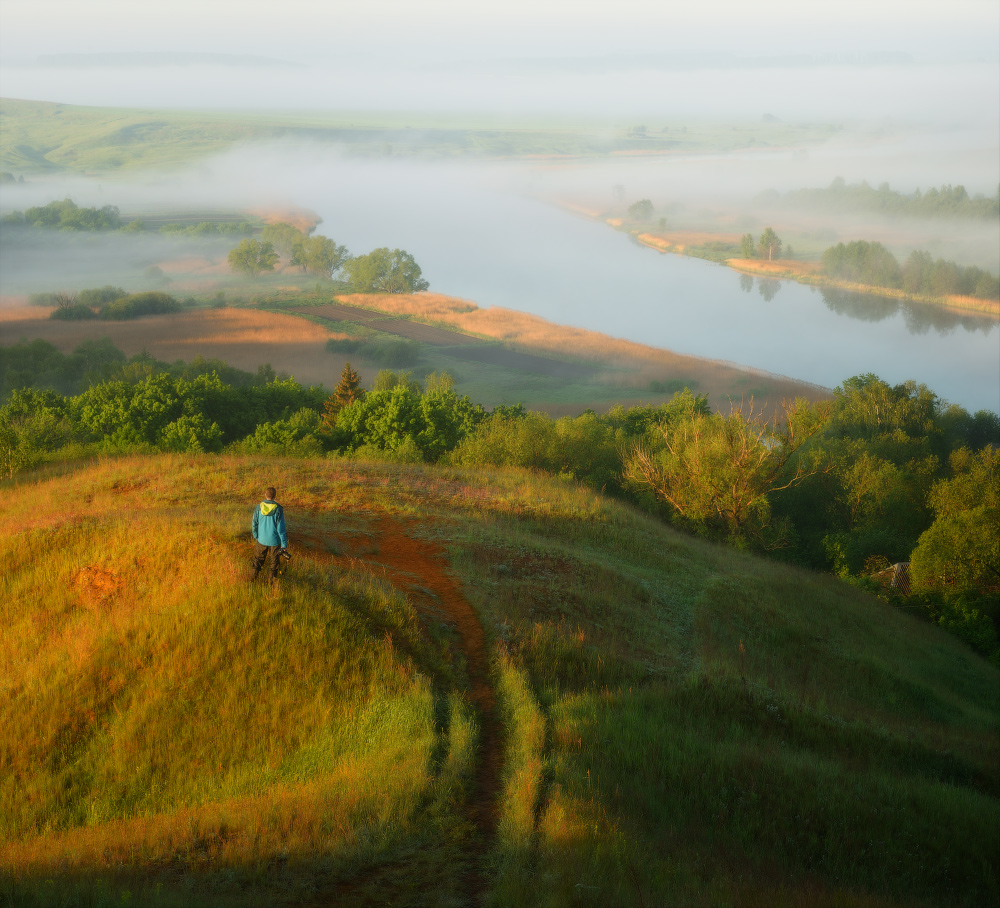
820, 287, 994, 336
758, 278, 781, 302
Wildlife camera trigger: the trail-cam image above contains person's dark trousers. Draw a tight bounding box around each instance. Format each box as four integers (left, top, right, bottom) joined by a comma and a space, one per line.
251, 542, 282, 580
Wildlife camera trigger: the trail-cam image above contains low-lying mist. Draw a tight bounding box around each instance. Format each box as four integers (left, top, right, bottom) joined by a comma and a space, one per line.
2, 57, 998, 126
2, 117, 997, 300
1, 125, 997, 412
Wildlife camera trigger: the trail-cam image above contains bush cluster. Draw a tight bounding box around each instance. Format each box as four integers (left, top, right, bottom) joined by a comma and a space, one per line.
44, 289, 183, 321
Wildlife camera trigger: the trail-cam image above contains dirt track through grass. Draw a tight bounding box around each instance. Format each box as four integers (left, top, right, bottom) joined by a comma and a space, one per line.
314, 517, 502, 903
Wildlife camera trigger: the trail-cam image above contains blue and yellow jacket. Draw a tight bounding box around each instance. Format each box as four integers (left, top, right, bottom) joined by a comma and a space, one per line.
252, 500, 287, 548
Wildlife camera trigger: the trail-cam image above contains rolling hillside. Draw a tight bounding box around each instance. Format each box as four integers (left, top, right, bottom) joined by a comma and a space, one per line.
2, 455, 997, 907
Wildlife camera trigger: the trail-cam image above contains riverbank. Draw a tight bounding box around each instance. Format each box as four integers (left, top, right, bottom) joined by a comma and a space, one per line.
1, 289, 832, 419
726, 256, 1000, 319
587, 211, 1000, 320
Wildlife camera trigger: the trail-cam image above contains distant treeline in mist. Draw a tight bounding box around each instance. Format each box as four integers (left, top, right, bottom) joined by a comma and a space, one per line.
1, 199, 256, 236
758, 178, 1000, 220
2, 199, 123, 231
2, 338, 998, 662
822, 241, 1000, 300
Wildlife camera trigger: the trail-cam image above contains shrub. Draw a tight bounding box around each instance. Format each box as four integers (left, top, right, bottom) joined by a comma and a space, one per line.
77, 285, 127, 307
50, 304, 98, 321
159, 413, 224, 453
99, 292, 181, 320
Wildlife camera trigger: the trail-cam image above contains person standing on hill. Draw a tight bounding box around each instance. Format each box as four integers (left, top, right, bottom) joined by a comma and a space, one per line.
250, 486, 288, 581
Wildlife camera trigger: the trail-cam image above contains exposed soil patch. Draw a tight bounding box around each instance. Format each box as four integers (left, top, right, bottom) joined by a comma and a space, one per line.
74, 566, 123, 603
332, 518, 501, 902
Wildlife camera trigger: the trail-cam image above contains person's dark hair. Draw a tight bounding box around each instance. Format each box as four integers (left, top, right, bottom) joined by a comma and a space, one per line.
265, 487, 276, 500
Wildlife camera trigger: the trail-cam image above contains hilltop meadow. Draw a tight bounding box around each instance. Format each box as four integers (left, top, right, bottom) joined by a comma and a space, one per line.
2, 453, 998, 907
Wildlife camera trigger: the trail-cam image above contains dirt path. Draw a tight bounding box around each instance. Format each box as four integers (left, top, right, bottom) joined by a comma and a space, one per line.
330, 518, 501, 903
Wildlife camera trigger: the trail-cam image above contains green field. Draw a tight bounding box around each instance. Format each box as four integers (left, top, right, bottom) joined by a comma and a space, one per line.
0, 97, 841, 175
2, 454, 997, 906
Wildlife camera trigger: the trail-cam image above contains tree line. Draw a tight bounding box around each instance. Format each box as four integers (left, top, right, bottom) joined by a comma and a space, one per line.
2, 199, 123, 231
229, 222, 429, 292
1, 340, 997, 662
759, 178, 1000, 220
1, 199, 259, 237
822, 241, 1000, 300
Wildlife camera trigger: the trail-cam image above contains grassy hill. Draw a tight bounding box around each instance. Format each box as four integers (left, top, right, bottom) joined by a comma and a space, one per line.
2, 455, 998, 907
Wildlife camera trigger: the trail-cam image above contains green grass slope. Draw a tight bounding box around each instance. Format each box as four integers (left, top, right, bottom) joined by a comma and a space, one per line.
2, 455, 997, 907
0, 98, 840, 174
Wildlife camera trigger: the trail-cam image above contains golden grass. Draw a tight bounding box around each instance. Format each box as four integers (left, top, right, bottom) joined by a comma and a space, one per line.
0, 299, 44, 320
3, 456, 998, 906
636, 229, 741, 254
247, 206, 322, 234
942, 293, 1000, 317
730, 258, 839, 278
341, 292, 478, 320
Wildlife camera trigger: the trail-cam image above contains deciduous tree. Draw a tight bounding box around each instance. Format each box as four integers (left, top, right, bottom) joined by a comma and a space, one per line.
758, 227, 782, 261
624, 399, 828, 547
910, 447, 1000, 593
227, 238, 279, 278
627, 199, 654, 221
343, 248, 429, 293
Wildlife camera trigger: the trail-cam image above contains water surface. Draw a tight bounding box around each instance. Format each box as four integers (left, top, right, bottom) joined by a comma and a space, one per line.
309, 168, 999, 412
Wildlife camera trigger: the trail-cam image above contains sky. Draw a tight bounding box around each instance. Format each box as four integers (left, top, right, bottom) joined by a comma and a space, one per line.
1, 0, 998, 117
2, 0, 998, 63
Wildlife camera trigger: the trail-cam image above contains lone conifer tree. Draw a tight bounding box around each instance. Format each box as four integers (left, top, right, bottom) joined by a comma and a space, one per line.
322, 362, 364, 431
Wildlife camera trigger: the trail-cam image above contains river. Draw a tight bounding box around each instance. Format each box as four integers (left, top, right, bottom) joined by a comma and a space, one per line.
307, 163, 999, 413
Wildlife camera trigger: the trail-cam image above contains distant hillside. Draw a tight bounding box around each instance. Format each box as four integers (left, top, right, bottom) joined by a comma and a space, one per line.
0, 97, 839, 174
2, 455, 997, 906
